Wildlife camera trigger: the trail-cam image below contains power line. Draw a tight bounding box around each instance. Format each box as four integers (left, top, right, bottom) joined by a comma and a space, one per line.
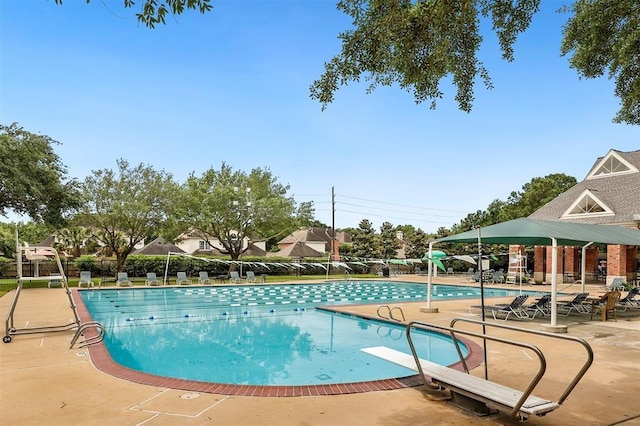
337, 194, 467, 213
337, 201, 459, 219
337, 208, 454, 226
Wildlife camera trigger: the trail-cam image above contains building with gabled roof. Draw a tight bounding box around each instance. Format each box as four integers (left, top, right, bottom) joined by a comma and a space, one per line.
276, 227, 351, 259
529, 149, 640, 227
526, 149, 639, 285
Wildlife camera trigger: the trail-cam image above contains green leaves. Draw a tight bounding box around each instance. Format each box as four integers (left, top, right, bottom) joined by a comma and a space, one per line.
561, 0, 640, 124
0, 123, 81, 226
311, 0, 540, 113
81, 159, 178, 270
176, 163, 301, 260
55, 0, 213, 29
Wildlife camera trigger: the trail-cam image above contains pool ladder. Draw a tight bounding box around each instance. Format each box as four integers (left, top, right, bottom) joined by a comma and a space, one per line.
70, 321, 106, 349
377, 305, 406, 322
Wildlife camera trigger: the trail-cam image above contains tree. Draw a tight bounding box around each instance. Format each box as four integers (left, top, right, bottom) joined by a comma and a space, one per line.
502, 173, 577, 220
54, 0, 213, 29
173, 163, 304, 261
0, 123, 81, 226
450, 173, 577, 234
311, 0, 639, 125
55, 226, 91, 258
79, 159, 178, 272
404, 228, 430, 259
561, 1, 640, 125
351, 219, 379, 259
0, 221, 55, 258
379, 221, 400, 259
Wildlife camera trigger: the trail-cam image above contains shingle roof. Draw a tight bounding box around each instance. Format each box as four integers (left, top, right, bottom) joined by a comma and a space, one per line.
529, 149, 640, 225
272, 241, 325, 258
132, 237, 185, 255
278, 227, 332, 244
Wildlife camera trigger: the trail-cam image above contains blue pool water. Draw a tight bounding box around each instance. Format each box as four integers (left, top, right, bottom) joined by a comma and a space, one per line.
80, 281, 530, 386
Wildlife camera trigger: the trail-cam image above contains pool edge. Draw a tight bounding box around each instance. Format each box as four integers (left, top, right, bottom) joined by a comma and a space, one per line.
72, 288, 483, 397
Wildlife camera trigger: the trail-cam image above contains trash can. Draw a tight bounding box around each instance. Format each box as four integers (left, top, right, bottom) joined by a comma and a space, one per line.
382, 266, 389, 277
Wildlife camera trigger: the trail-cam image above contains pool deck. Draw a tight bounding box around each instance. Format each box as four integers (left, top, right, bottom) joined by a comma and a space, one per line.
1, 276, 639, 425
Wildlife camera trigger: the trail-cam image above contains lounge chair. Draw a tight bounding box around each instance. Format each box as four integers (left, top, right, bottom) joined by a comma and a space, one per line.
557, 293, 590, 315
198, 271, 212, 285
176, 272, 192, 285
466, 267, 475, 275
601, 277, 625, 292
245, 271, 258, 283
48, 273, 63, 288
78, 271, 94, 288
116, 272, 132, 287
589, 291, 621, 321
446, 267, 454, 275
617, 287, 640, 311
491, 269, 504, 284
469, 295, 530, 320
467, 271, 480, 282
524, 294, 552, 318
229, 271, 243, 283
145, 272, 161, 286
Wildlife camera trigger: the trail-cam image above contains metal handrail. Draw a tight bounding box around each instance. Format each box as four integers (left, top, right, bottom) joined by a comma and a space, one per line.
407, 320, 548, 419
70, 321, 106, 349
376, 305, 406, 322
449, 317, 594, 406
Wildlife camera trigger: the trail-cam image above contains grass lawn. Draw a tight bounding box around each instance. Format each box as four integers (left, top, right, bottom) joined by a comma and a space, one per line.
0, 273, 381, 298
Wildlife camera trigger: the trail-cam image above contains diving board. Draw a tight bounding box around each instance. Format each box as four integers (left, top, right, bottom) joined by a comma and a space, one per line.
361, 346, 559, 419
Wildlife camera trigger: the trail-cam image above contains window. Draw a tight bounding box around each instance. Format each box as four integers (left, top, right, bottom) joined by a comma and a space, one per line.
199, 240, 211, 250
587, 150, 637, 179
562, 190, 613, 218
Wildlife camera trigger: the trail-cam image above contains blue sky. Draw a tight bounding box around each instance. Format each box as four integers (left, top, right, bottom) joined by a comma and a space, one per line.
1, 0, 638, 232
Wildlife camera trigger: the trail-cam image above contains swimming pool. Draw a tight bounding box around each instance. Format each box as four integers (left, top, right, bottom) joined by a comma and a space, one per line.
79, 281, 523, 387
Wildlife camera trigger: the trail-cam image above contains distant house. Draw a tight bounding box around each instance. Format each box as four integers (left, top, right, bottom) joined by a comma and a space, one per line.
175, 230, 266, 256
526, 149, 640, 284
274, 227, 351, 258
268, 241, 325, 258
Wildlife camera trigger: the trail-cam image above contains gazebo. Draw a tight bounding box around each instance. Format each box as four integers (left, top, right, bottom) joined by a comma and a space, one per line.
427, 218, 640, 331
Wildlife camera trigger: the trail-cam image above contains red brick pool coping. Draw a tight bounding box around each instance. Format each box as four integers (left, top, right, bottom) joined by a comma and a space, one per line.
72, 288, 484, 397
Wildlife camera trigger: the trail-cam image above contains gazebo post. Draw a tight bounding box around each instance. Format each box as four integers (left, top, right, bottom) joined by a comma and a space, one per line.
544, 237, 568, 333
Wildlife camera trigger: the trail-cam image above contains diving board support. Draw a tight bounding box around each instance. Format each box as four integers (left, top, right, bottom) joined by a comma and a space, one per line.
4, 235, 80, 343
361, 318, 593, 421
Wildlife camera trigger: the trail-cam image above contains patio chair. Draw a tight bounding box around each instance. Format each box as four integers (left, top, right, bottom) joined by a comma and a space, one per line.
491, 269, 504, 284
78, 271, 94, 288
617, 287, 640, 311
590, 290, 621, 321
557, 293, 590, 316
198, 271, 212, 285
48, 273, 63, 288
467, 271, 481, 282
466, 267, 475, 275
524, 294, 552, 319
601, 277, 625, 292
116, 272, 132, 287
230, 271, 246, 283
145, 272, 161, 286
176, 272, 192, 285
245, 271, 258, 283
469, 295, 530, 320
446, 267, 454, 275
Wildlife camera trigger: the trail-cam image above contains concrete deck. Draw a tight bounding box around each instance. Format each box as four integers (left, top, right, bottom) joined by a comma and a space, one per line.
1, 276, 639, 425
